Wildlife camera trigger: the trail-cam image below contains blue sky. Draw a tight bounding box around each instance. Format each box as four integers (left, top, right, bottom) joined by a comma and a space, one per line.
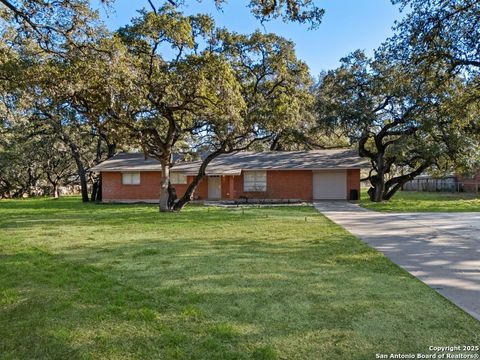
96, 0, 403, 76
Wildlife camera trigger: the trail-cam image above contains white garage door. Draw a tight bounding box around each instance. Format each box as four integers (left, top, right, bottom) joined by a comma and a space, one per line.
313, 170, 347, 200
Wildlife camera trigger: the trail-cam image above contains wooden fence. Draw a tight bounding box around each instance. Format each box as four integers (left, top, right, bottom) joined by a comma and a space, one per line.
403, 176, 479, 194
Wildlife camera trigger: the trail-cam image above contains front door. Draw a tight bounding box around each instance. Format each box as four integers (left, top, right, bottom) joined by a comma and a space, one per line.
208, 176, 221, 200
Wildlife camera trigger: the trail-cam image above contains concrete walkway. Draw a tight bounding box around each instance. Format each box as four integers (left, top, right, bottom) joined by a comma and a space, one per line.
314, 201, 480, 321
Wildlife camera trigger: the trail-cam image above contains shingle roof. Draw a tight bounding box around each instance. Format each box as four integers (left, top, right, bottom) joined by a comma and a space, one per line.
90, 149, 368, 174
90, 153, 160, 172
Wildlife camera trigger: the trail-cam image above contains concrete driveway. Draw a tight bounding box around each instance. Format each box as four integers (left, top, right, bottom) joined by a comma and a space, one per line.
314, 202, 480, 321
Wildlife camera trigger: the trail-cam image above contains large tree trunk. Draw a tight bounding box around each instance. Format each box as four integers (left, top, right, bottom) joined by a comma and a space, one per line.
77, 165, 89, 202
46, 172, 60, 199
367, 162, 431, 202
26, 166, 35, 197
90, 137, 102, 202
173, 172, 205, 211
97, 175, 103, 202
367, 181, 384, 202
367, 153, 386, 202
368, 173, 386, 202
68, 144, 89, 202
383, 162, 431, 200
159, 161, 170, 212
173, 149, 225, 211
53, 183, 59, 199
91, 139, 114, 202
57, 126, 89, 202
90, 178, 99, 202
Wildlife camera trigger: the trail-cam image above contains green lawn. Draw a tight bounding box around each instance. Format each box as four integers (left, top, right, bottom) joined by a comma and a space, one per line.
361, 190, 480, 212
0, 197, 478, 359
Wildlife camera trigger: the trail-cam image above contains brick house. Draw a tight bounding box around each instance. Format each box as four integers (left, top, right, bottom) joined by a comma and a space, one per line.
91, 149, 367, 202
456, 169, 480, 193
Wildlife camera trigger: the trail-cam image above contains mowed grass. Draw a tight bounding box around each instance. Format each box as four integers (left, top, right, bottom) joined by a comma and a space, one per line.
361, 190, 480, 212
0, 197, 478, 360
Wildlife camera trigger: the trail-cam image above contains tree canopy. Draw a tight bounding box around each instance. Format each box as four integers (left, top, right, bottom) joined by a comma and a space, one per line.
0, 0, 324, 33
1, 0, 479, 206
171, 29, 313, 210
315, 49, 479, 201
391, 0, 480, 71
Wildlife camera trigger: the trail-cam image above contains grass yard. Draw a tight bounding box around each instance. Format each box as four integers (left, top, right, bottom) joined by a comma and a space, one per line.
361, 190, 480, 212
0, 197, 479, 359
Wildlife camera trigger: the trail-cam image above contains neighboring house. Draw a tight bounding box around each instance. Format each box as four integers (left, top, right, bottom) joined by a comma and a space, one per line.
456, 169, 480, 193
90, 149, 367, 202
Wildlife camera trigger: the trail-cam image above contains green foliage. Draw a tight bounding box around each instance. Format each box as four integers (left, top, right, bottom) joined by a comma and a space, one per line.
97, 7, 248, 210
0, 0, 106, 54
385, 0, 480, 175
315, 49, 479, 202
0, 119, 93, 198
246, 0, 324, 28
112, 6, 246, 139
0, 0, 318, 210
187, 29, 315, 151
169, 29, 314, 209
391, 0, 480, 72
0, 0, 128, 201
0, 0, 324, 33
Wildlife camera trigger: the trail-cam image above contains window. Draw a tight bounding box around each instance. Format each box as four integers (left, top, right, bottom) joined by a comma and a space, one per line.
244, 171, 267, 192
122, 172, 140, 185
170, 172, 187, 184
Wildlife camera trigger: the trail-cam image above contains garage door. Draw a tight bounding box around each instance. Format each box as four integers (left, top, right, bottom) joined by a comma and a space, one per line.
313, 170, 347, 200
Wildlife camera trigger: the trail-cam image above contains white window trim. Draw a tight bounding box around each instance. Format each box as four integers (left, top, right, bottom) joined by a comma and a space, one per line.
244, 171, 267, 192
122, 172, 140, 185
170, 172, 187, 185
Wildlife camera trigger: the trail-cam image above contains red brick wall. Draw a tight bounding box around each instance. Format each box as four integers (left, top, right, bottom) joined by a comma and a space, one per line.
221, 176, 231, 199
347, 169, 361, 200
171, 176, 208, 200
102, 172, 160, 201
233, 169, 360, 201
456, 169, 480, 192
189, 176, 209, 200
231, 170, 313, 200
102, 169, 361, 202
101, 172, 209, 201
267, 170, 312, 200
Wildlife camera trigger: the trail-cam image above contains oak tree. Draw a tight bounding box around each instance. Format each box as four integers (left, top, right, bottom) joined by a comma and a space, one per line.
315, 50, 477, 202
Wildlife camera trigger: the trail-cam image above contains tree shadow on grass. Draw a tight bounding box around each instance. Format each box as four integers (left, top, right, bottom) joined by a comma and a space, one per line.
2, 199, 480, 358
0, 202, 321, 232
9, 236, 476, 359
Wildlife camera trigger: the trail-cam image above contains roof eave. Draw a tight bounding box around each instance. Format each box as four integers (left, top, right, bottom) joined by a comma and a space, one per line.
92, 166, 367, 173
